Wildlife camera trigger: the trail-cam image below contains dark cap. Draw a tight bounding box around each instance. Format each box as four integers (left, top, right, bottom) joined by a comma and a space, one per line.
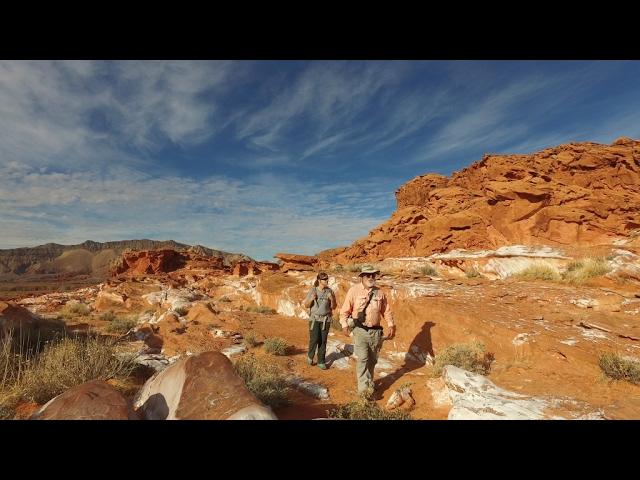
317, 271, 329, 280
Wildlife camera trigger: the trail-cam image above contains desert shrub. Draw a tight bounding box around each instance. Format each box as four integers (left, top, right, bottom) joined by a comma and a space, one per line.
233, 355, 290, 407
512, 263, 560, 281
328, 398, 411, 420
563, 257, 611, 284
599, 352, 640, 385
106, 316, 137, 334
433, 341, 494, 376
99, 311, 117, 322
418, 265, 438, 276
243, 331, 260, 348
174, 306, 189, 316
219, 296, 232, 303
263, 337, 288, 356
60, 302, 90, 318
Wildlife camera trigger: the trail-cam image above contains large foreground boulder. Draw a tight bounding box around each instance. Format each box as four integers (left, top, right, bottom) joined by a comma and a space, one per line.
133, 351, 277, 420
30, 380, 139, 420
0, 301, 65, 343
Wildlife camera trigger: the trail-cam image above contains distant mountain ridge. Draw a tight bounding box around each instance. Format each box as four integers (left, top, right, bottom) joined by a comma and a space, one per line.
0, 240, 252, 276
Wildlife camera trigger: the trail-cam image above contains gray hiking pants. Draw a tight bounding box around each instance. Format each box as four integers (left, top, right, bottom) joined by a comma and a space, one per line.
353, 326, 384, 395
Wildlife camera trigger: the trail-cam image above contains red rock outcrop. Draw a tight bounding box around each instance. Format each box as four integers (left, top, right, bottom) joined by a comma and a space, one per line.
274, 253, 318, 272
112, 249, 187, 276
232, 260, 280, 277
323, 138, 640, 263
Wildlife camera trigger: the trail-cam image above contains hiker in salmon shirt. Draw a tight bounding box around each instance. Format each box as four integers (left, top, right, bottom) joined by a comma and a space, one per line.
339, 265, 395, 399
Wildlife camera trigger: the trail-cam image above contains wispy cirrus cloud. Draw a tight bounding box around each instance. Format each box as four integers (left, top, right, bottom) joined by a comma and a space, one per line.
0, 163, 395, 259
234, 61, 445, 161
0, 60, 246, 168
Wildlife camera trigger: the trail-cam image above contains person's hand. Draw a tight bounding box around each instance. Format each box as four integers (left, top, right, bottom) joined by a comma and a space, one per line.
342, 327, 350, 336
386, 325, 396, 340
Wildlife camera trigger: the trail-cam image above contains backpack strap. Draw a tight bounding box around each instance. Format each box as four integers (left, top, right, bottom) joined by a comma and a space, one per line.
354, 289, 376, 328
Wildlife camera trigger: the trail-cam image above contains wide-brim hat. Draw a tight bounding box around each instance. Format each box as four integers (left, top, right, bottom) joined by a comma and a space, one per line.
358, 264, 380, 276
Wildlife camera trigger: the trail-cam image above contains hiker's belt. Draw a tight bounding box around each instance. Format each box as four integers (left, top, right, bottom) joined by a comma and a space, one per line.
356, 324, 383, 331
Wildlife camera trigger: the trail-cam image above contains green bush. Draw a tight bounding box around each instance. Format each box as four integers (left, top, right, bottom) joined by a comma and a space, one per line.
433, 342, 494, 376
418, 265, 438, 276
174, 306, 190, 316
263, 337, 288, 356
106, 316, 137, 334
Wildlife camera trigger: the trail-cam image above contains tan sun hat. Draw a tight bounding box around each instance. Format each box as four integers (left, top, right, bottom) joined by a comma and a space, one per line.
358, 264, 380, 276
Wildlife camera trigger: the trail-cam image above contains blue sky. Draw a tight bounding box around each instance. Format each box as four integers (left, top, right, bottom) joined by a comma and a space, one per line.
1, 60, 639, 260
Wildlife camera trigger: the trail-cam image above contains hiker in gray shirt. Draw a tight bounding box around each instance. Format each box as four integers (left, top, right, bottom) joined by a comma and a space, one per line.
303, 271, 336, 370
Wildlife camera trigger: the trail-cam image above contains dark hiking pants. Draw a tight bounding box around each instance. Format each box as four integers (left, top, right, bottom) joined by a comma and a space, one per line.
308, 318, 330, 364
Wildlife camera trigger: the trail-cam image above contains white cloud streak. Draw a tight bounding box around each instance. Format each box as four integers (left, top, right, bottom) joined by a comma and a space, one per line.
0, 165, 394, 260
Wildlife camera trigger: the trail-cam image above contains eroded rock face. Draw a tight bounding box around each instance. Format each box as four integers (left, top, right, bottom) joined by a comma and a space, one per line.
323, 138, 640, 262
30, 380, 139, 420
274, 253, 318, 272
112, 249, 187, 276
133, 351, 277, 420
232, 261, 280, 277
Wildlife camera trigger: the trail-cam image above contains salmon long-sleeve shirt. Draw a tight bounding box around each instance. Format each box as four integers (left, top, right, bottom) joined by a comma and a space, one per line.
339, 283, 394, 329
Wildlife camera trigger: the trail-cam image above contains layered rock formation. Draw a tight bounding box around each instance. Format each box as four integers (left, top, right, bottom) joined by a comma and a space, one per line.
322, 137, 640, 263
0, 239, 252, 277
274, 253, 318, 272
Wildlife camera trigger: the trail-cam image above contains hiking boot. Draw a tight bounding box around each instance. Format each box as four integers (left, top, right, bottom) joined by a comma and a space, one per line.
317, 363, 327, 370
306, 357, 314, 365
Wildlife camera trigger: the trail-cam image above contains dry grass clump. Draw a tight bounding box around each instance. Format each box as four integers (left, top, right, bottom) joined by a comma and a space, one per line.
433, 341, 494, 376
233, 354, 290, 407
328, 398, 411, 420
599, 352, 640, 385
563, 257, 611, 284
0, 334, 135, 419
263, 337, 289, 356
